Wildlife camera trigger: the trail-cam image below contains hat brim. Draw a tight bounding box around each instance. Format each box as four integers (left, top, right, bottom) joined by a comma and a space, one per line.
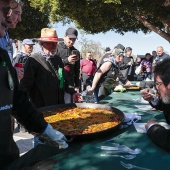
22, 43, 35, 45
67, 35, 77, 39
34, 37, 64, 42
35, 39, 59, 42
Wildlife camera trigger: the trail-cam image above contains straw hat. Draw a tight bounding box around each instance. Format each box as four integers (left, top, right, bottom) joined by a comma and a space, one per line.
35, 28, 63, 42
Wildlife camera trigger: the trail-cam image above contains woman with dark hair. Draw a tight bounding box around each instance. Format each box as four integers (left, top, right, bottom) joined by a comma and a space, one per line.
140, 53, 152, 80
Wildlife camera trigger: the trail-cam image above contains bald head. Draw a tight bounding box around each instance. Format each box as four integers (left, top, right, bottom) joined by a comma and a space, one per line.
157, 46, 164, 57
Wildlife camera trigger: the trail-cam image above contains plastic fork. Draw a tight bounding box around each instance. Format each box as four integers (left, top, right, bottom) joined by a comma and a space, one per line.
120, 161, 152, 170
148, 92, 156, 98
101, 154, 136, 160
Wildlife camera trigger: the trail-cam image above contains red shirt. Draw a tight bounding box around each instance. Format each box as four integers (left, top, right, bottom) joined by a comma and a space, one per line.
80, 59, 97, 75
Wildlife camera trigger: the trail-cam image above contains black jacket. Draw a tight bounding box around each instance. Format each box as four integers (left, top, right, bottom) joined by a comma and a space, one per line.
148, 100, 170, 152
0, 47, 47, 169
97, 58, 127, 86
56, 42, 80, 87
20, 53, 76, 108
12, 51, 30, 67
118, 55, 130, 79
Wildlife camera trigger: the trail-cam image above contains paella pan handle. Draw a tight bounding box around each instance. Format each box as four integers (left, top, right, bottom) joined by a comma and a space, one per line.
66, 136, 74, 142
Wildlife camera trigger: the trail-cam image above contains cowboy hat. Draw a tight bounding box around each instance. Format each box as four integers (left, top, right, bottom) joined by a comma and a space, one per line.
35, 28, 63, 42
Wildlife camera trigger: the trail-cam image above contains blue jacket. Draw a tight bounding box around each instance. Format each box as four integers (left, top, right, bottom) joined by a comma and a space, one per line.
0, 31, 13, 62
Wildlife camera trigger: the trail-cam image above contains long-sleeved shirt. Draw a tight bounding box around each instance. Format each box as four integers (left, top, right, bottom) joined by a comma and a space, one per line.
0, 31, 13, 62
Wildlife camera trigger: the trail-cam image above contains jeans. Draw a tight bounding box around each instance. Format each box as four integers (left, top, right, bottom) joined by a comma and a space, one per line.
94, 86, 100, 103
144, 72, 152, 80
64, 92, 72, 104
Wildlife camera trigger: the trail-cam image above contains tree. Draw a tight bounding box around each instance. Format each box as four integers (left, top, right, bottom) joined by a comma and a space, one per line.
29, 0, 170, 42
9, 0, 49, 39
79, 37, 104, 62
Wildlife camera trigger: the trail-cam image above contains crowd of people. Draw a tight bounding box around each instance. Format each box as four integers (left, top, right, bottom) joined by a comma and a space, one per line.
135, 46, 170, 81
1, 0, 170, 169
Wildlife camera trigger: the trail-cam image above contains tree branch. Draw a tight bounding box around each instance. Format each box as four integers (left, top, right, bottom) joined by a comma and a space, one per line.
135, 15, 170, 42
162, 20, 170, 33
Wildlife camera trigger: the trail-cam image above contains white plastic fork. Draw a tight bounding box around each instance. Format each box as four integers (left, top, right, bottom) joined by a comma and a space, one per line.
148, 92, 156, 97
120, 161, 152, 170
101, 154, 136, 160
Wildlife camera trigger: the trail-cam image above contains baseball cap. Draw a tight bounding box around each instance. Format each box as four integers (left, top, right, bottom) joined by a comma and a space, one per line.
65, 28, 78, 39
112, 49, 124, 57
125, 47, 132, 52
22, 39, 35, 45
114, 44, 125, 51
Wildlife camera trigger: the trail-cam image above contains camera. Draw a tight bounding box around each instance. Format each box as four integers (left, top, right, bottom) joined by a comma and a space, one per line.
72, 50, 79, 56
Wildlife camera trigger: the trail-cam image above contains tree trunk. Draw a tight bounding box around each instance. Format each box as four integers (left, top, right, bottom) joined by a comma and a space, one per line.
135, 15, 170, 42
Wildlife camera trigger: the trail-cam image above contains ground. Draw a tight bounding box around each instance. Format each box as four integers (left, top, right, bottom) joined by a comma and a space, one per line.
13, 122, 33, 155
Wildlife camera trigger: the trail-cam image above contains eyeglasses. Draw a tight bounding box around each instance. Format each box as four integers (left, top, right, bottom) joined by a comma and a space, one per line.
10, 0, 24, 9
154, 81, 163, 89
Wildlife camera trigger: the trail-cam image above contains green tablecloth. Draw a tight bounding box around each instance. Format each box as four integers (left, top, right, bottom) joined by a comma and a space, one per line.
48, 90, 169, 170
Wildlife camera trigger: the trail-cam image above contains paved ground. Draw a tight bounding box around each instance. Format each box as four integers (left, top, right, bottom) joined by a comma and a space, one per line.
13, 123, 34, 155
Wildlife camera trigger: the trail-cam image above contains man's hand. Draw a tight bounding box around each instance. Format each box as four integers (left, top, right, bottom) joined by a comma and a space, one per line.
15, 67, 24, 80
87, 87, 94, 95
73, 93, 83, 103
74, 87, 79, 93
128, 61, 132, 65
68, 55, 79, 63
145, 120, 158, 131
136, 82, 140, 87
140, 88, 154, 101
125, 80, 131, 85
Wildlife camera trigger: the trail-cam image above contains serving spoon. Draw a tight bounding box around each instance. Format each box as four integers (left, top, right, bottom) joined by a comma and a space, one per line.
101, 154, 136, 160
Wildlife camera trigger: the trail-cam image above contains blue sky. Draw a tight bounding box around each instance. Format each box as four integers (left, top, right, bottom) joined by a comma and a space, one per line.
54, 22, 170, 55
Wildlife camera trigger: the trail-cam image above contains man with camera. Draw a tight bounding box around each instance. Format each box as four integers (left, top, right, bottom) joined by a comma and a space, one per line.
56, 28, 80, 103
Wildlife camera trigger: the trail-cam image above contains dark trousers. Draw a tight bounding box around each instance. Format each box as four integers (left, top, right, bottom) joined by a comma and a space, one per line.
144, 72, 152, 80
98, 78, 117, 101
82, 73, 93, 91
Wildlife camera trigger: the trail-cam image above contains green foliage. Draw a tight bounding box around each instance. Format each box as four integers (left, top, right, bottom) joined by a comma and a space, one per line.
79, 37, 104, 61
29, 0, 170, 36
9, 0, 168, 52
8, 0, 49, 39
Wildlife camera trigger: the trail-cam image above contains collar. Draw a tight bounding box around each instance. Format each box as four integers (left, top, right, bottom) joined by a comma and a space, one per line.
103, 57, 117, 65
38, 50, 54, 60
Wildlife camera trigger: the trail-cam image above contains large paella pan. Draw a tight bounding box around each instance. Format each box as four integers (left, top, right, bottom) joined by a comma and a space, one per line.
38, 103, 125, 141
